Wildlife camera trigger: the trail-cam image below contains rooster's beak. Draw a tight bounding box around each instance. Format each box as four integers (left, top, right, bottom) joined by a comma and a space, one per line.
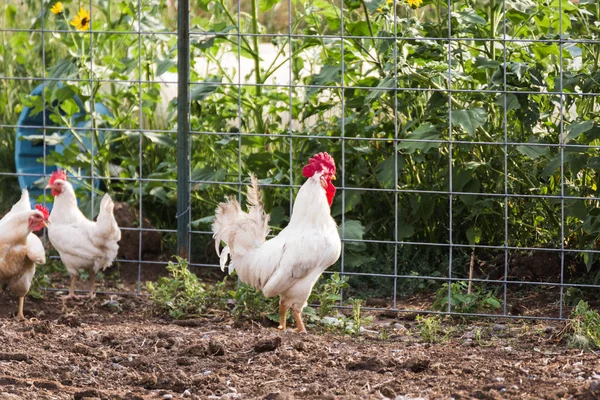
45, 184, 52, 190
331, 175, 336, 181
42, 220, 50, 228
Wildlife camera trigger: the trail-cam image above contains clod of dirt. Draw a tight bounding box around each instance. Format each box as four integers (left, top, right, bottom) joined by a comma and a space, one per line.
71, 343, 93, 356
399, 358, 430, 373
57, 314, 81, 327
380, 386, 396, 398
208, 339, 226, 356
346, 357, 386, 372
0, 353, 29, 362
254, 337, 282, 353
172, 319, 204, 327
292, 341, 308, 352
33, 379, 63, 390
264, 393, 293, 400
32, 321, 52, 334
182, 344, 206, 357
74, 389, 107, 400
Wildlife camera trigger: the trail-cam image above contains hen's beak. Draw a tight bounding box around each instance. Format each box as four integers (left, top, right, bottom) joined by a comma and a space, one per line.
42, 220, 50, 228
45, 184, 52, 190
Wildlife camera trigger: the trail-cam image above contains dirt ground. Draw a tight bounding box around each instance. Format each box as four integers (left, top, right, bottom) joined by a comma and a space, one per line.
0, 285, 599, 400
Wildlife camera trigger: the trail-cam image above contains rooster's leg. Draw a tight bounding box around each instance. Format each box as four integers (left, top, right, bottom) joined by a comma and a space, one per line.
292, 309, 306, 333
89, 272, 96, 299
16, 297, 25, 321
278, 301, 288, 330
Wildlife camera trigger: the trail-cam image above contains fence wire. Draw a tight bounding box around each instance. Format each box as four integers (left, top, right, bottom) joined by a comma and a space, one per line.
2, 0, 600, 320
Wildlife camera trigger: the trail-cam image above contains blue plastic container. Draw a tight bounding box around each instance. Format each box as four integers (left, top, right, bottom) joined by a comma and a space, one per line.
15, 83, 111, 208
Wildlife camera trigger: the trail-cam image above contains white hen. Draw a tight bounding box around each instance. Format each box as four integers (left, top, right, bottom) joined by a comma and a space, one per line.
0, 190, 48, 320
45, 170, 121, 299
213, 152, 341, 332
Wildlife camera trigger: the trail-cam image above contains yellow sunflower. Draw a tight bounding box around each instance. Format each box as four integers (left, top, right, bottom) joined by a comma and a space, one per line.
406, 0, 423, 8
71, 8, 90, 31
50, 2, 63, 15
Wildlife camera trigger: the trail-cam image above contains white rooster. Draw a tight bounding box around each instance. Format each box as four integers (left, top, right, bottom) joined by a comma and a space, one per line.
45, 170, 121, 299
212, 152, 341, 332
0, 190, 49, 320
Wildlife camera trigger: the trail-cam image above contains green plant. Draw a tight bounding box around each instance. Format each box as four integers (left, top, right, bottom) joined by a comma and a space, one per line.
568, 300, 600, 350
232, 281, 280, 323
310, 272, 350, 318
349, 297, 373, 336
146, 257, 229, 319
416, 315, 446, 343
431, 281, 502, 314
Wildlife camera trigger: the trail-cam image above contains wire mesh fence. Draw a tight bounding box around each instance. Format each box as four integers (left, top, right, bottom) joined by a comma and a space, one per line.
2, 0, 600, 319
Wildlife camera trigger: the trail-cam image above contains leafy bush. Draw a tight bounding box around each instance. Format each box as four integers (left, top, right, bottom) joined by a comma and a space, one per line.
431, 281, 502, 314
146, 257, 230, 318
568, 300, 600, 350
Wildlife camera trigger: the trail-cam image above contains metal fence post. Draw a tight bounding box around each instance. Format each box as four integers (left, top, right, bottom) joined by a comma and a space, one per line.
176, 0, 190, 259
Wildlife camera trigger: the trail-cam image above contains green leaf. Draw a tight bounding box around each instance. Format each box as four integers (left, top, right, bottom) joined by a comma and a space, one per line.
397, 223, 414, 240
259, 0, 279, 12
48, 59, 78, 79
451, 108, 487, 137
516, 144, 549, 160
340, 220, 365, 240
59, 99, 79, 117
142, 131, 176, 147
363, 0, 386, 13
564, 121, 593, 143
365, 76, 396, 103
399, 124, 441, 154
308, 65, 341, 96
156, 59, 176, 77
5, 4, 16, 27
494, 93, 521, 111
191, 77, 222, 101
376, 155, 404, 189
466, 227, 482, 246
453, 9, 487, 26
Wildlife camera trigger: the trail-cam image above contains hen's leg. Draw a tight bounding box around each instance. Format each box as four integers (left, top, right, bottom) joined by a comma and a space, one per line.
89, 272, 96, 299
16, 297, 25, 321
62, 275, 79, 300
278, 299, 289, 330
292, 306, 306, 333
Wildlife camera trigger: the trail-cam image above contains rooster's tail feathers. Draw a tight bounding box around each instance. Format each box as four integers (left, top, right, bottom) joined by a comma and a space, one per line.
212, 174, 270, 271
246, 173, 270, 238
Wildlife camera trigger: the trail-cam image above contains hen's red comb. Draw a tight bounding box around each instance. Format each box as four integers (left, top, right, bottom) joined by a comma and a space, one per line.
49, 169, 67, 185
302, 152, 336, 178
35, 204, 50, 220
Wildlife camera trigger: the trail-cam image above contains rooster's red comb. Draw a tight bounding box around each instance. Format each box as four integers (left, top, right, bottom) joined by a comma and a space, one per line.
35, 204, 50, 220
302, 152, 336, 178
49, 169, 67, 185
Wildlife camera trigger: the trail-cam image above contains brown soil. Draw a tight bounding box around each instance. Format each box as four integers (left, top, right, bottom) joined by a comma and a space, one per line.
0, 289, 599, 400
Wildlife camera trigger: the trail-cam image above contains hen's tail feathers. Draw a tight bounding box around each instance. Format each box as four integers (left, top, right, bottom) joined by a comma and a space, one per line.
212, 174, 270, 273
10, 189, 31, 214
94, 194, 122, 244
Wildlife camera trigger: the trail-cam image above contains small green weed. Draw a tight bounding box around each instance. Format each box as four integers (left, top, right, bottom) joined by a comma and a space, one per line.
28, 259, 62, 299
232, 281, 280, 323
146, 257, 230, 319
349, 298, 373, 336
416, 315, 446, 343
568, 300, 600, 350
310, 272, 349, 319
431, 281, 502, 314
